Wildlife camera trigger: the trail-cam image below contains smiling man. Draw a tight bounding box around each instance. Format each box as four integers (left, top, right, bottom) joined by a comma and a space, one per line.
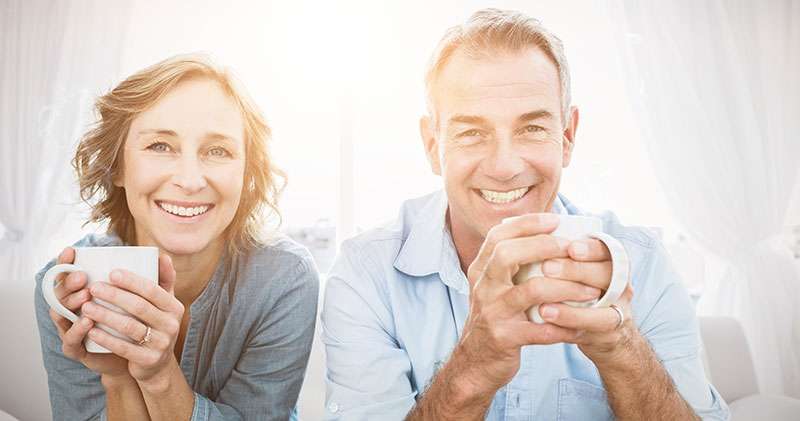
322, 8, 729, 421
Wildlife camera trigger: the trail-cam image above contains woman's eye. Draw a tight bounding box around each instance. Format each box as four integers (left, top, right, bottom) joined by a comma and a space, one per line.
208, 146, 231, 158
146, 141, 171, 152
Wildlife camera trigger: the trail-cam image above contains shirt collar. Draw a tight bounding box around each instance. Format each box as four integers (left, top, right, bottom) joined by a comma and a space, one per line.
393, 190, 571, 295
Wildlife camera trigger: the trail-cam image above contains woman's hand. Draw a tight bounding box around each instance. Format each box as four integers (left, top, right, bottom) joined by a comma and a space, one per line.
81, 253, 184, 386
48, 247, 130, 379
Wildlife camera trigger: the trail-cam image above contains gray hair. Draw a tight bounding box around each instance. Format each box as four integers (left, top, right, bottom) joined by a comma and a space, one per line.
425, 8, 572, 126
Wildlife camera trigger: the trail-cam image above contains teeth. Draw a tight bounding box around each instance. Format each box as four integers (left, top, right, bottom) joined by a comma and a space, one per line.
479, 187, 529, 204
159, 202, 209, 217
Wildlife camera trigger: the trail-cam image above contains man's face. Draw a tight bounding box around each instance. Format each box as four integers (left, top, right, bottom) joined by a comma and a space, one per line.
421, 47, 577, 242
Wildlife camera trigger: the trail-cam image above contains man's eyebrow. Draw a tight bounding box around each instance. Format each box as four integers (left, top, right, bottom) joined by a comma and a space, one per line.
517, 110, 554, 123
448, 114, 489, 125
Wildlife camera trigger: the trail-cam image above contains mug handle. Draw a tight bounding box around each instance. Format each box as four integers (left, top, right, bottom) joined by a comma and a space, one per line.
588, 232, 630, 307
41, 264, 82, 323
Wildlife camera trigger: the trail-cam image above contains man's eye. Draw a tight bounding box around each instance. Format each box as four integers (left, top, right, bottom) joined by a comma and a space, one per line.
523, 125, 545, 134
146, 141, 171, 152
458, 129, 482, 138
208, 146, 231, 158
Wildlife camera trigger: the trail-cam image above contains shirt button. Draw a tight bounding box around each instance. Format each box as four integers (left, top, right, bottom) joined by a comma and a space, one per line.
328, 402, 339, 413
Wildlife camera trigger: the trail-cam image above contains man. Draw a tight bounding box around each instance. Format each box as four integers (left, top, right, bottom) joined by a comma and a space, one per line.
322, 8, 729, 420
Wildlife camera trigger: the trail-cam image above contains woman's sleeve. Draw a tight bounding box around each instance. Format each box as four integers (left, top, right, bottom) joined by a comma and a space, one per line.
35, 259, 109, 421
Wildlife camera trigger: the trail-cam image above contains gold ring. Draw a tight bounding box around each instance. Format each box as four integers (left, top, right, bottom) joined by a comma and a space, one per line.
138, 325, 152, 346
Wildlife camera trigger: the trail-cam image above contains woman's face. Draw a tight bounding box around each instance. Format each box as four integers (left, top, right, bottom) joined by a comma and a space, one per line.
116, 77, 246, 256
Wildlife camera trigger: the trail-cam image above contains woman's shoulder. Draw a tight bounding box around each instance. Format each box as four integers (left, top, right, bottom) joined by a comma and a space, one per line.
237, 234, 320, 297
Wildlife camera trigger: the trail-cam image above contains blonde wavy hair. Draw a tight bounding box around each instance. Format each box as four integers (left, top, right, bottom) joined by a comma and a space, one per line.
73, 53, 285, 264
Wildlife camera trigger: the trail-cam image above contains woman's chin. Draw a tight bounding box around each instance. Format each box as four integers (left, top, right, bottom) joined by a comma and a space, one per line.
155, 237, 214, 257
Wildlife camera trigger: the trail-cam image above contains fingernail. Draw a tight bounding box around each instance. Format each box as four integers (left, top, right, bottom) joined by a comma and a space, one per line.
90, 283, 103, 294
571, 241, 588, 258
541, 305, 558, 320
82, 302, 94, 312
109, 270, 122, 283
81, 317, 92, 327
543, 260, 562, 276
540, 213, 559, 224
586, 286, 601, 297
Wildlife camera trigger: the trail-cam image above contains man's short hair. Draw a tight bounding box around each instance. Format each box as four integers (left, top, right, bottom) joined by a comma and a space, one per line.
425, 8, 572, 126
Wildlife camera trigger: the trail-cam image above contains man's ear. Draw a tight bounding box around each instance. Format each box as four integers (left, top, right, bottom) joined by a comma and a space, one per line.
562, 106, 579, 167
420, 115, 442, 175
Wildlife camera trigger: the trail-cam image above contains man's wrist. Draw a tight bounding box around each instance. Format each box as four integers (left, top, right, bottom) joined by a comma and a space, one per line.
436, 349, 496, 414
588, 328, 647, 372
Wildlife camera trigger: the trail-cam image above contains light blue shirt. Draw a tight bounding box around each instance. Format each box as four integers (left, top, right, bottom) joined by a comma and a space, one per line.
322, 190, 729, 420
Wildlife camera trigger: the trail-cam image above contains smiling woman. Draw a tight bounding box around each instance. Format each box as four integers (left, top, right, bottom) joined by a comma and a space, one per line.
33, 54, 319, 421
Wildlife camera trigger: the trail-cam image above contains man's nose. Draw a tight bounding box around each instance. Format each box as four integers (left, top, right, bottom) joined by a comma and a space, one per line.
172, 154, 208, 194
483, 137, 524, 182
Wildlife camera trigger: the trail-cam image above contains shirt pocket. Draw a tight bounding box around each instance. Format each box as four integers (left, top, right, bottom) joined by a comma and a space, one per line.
556, 377, 614, 421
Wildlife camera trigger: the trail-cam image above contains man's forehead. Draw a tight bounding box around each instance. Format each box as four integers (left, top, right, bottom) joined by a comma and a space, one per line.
432, 48, 561, 117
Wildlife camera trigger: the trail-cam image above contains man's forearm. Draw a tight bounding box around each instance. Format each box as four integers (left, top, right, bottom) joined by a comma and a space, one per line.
405, 352, 495, 421
102, 374, 151, 421
594, 334, 699, 421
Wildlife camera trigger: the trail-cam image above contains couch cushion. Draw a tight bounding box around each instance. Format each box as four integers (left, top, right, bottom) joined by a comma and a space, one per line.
729, 394, 800, 420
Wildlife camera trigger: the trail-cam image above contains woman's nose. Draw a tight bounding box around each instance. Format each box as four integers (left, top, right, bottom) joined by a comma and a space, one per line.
172, 155, 208, 193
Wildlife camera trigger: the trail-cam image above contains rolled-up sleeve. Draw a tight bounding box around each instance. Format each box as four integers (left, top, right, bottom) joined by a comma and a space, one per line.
635, 242, 730, 420
321, 241, 416, 421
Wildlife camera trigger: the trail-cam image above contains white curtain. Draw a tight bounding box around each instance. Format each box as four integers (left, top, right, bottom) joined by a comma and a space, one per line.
606, 0, 800, 398
0, 1, 130, 419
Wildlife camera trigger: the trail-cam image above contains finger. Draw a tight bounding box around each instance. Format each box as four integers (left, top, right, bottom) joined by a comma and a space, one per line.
89, 282, 168, 330
157, 254, 177, 295
50, 309, 72, 337
57, 247, 75, 265
61, 316, 94, 358
469, 213, 561, 286
482, 235, 570, 286
55, 270, 87, 300
493, 277, 602, 317
507, 320, 579, 346
541, 258, 612, 290
107, 269, 180, 314
88, 327, 158, 365
81, 301, 149, 344
538, 302, 631, 332
61, 288, 92, 311
568, 239, 611, 262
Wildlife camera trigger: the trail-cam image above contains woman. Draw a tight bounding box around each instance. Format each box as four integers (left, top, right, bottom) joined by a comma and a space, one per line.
34, 54, 319, 420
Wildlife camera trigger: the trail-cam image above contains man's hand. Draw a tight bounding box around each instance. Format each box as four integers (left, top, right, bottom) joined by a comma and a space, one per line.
450, 214, 603, 399
538, 238, 636, 366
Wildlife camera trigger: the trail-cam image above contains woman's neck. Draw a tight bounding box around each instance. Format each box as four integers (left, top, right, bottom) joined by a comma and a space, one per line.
168, 240, 225, 307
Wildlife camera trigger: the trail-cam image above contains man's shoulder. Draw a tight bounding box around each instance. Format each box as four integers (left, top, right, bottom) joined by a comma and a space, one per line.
339, 191, 442, 264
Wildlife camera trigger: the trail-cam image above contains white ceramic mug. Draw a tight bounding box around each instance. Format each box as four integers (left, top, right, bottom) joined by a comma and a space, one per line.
41, 246, 159, 353
507, 214, 630, 323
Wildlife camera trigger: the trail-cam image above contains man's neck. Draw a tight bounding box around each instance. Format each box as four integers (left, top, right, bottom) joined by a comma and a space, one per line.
447, 210, 484, 274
